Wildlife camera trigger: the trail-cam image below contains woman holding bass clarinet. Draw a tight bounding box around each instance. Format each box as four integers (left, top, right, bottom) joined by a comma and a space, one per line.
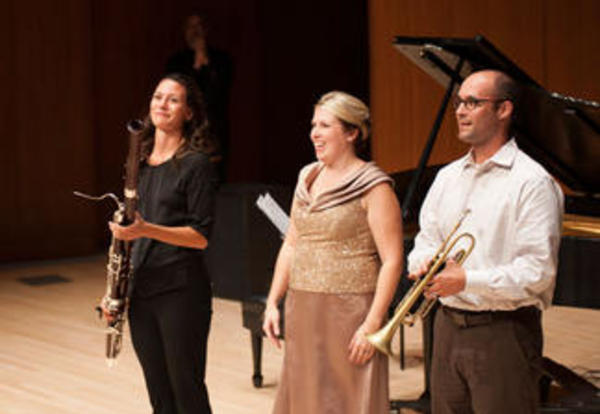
105, 73, 218, 414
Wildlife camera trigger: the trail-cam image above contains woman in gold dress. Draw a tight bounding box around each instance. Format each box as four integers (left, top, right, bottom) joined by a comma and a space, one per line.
263, 91, 403, 413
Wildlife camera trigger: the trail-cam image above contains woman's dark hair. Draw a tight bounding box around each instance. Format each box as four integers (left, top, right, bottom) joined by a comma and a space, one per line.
138, 73, 217, 160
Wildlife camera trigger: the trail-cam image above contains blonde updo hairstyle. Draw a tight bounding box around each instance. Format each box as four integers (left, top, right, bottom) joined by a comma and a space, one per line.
316, 91, 370, 154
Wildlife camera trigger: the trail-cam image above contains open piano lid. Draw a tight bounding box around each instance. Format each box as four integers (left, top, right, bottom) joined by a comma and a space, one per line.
394, 35, 600, 195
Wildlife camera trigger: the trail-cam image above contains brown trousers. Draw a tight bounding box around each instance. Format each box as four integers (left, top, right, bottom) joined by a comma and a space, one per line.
431, 306, 543, 414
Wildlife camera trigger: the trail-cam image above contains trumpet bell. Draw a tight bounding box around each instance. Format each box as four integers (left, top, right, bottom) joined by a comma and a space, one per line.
365, 307, 416, 359
365, 322, 396, 358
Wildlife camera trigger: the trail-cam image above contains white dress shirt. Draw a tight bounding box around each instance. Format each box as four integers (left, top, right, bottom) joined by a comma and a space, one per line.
407, 139, 564, 311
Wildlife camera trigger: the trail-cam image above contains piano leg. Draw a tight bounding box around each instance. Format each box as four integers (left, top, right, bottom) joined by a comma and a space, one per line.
539, 357, 600, 413
242, 295, 285, 388
250, 331, 264, 388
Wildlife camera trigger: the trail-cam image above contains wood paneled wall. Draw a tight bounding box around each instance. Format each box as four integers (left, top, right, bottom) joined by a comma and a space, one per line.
1, 1, 97, 260
5, 0, 596, 262
255, 0, 369, 184
1, 0, 262, 261
368, 0, 600, 174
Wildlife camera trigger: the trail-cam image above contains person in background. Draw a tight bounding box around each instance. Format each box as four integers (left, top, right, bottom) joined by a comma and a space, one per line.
263, 91, 404, 413
408, 70, 563, 413
107, 73, 218, 414
166, 14, 233, 179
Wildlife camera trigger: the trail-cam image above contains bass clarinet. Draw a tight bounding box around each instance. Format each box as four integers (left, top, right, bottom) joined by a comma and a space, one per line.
74, 119, 143, 363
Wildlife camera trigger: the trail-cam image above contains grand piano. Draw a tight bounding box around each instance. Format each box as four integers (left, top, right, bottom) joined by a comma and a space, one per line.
208, 35, 599, 413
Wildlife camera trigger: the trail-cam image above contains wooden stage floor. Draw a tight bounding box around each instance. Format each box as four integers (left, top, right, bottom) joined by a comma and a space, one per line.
0, 255, 598, 413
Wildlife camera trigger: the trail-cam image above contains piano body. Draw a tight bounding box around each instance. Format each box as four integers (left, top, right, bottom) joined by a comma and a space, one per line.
210, 35, 599, 412
204, 183, 292, 388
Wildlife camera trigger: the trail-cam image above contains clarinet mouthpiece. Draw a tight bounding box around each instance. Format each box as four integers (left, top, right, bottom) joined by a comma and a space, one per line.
106, 357, 117, 368
126, 119, 144, 133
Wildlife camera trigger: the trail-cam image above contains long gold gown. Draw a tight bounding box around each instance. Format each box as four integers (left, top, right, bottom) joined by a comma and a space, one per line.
273, 161, 392, 414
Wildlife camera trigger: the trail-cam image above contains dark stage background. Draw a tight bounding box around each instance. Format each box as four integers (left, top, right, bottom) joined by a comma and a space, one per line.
0, 0, 369, 261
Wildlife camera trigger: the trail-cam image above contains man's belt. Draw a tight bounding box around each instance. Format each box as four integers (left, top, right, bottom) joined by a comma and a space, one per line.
442, 305, 539, 328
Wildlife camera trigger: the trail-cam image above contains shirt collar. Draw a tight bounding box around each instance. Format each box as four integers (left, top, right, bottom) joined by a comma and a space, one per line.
460, 138, 518, 170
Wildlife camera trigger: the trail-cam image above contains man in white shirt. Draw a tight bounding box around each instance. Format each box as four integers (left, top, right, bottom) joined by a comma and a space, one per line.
408, 70, 563, 413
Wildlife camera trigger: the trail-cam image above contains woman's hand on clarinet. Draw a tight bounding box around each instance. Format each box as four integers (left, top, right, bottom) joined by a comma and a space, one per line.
348, 321, 378, 365
99, 295, 116, 323
262, 303, 282, 349
108, 212, 147, 241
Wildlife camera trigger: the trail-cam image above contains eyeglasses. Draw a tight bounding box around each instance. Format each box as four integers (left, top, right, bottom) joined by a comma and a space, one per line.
452, 96, 509, 111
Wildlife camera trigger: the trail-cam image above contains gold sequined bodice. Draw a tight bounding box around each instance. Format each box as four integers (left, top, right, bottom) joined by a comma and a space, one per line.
289, 197, 380, 293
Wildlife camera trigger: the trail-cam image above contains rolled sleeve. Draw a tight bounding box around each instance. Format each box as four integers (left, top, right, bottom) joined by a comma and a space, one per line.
464, 269, 489, 292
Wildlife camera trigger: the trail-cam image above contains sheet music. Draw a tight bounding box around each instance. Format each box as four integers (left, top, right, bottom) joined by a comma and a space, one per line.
255, 192, 289, 236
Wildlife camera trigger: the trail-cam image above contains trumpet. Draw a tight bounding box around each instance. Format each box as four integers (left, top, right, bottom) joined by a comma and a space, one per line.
366, 210, 475, 359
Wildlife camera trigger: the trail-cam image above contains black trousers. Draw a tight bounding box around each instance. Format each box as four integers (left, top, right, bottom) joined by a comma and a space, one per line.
129, 287, 212, 414
431, 305, 543, 414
